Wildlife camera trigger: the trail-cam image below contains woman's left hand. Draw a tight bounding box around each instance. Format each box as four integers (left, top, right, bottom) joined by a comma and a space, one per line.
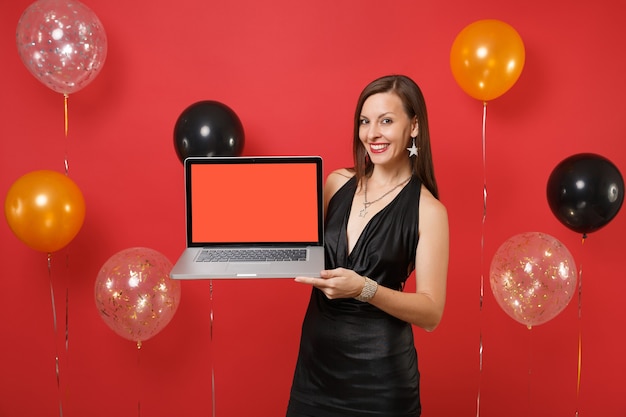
295, 268, 365, 299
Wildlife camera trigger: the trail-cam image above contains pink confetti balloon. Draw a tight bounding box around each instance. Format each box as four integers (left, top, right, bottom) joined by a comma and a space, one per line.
16, 0, 107, 95
95, 248, 181, 346
490, 232, 577, 329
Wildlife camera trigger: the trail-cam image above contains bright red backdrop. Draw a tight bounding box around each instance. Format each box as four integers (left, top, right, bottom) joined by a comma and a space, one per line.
1, 1, 625, 416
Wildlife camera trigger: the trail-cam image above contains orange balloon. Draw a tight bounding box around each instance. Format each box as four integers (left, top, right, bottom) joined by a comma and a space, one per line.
4, 170, 86, 253
450, 19, 525, 101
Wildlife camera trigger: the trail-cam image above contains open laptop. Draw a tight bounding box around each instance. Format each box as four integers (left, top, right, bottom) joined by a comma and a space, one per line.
170, 156, 325, 279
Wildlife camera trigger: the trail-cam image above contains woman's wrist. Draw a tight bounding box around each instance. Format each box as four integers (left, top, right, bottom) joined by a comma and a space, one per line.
355, 276, 378, 302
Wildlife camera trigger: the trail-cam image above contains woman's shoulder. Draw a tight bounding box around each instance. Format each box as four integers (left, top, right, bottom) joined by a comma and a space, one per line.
327, 167, 354, 186
324, 168, 355, 205
327, 167, 354, 181
419, 185, 448, 223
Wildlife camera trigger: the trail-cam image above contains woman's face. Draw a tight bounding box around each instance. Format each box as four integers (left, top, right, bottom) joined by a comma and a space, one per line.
359, 92, 418, 168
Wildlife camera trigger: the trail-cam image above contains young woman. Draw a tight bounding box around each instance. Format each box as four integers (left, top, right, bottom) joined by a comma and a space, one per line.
287, 74, 449, 417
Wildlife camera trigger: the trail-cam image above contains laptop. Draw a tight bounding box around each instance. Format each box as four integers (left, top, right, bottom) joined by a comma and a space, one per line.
170, 156, 325, 279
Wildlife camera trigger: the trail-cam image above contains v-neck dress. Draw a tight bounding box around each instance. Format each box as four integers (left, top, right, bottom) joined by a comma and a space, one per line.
287, 175, 422, 417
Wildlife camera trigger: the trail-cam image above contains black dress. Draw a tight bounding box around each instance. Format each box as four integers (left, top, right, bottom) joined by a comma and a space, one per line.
287, 175, 422, 417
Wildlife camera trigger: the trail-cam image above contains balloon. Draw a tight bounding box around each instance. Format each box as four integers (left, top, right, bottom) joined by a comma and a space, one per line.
94, 247, 181, 346
173, 100, 245, 163
490, 232, 577, 329
5, 170, 86, 253
547, 153, 624, 235
450, 19, 525, 101
16, 0, 107, 95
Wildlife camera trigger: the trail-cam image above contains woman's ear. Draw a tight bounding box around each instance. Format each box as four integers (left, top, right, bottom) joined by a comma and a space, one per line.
411, 117, 419, 137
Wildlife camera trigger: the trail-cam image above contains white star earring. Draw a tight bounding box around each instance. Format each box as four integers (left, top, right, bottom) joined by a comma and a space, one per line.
407, 137, 418, 158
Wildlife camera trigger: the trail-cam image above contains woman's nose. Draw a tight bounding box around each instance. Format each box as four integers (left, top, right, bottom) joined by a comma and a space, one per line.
365, 123, 380, 139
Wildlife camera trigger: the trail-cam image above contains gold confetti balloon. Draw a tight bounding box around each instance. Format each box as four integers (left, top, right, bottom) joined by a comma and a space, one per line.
489, 232, 577, 329
95, 247, 181, 347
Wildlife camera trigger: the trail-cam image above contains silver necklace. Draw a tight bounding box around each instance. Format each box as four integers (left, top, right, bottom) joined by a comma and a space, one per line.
359, 176, 411, 217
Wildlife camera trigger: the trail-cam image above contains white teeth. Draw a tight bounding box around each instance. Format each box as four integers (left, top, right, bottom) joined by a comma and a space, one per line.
371, 143, 388, 150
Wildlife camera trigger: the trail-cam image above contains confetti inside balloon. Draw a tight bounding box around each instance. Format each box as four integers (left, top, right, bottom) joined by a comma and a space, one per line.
490, 232, 577, 329
95, 247, 181, 347
16, 0, 107, 95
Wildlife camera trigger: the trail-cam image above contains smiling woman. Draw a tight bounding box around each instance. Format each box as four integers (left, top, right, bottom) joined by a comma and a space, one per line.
287, 75, 449, 417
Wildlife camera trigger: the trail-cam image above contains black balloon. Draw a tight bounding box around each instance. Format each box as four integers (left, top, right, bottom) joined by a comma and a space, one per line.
546, 153, 624, 234
173, 100, 245, 163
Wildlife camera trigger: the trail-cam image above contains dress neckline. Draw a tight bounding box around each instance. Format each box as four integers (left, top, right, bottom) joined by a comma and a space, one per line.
346, 176, 414, 257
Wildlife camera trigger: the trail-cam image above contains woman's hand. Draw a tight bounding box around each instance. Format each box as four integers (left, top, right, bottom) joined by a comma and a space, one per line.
295, 268, 365, 299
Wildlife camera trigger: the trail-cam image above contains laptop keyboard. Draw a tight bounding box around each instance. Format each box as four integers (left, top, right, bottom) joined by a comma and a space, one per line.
196, 248, 307, 262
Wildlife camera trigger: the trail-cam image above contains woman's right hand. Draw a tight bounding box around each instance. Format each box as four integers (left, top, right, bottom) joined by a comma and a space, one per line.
295, 267, 365, 300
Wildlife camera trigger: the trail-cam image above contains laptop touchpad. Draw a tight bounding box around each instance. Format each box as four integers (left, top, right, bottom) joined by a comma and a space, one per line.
226, 262, 272, 275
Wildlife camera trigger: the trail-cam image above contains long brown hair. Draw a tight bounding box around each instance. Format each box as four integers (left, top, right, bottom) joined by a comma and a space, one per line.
352, 75, 439, 200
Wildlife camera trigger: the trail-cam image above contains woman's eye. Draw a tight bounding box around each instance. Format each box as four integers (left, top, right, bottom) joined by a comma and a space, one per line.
359, 119, 369, 125
382, 118, 392, 124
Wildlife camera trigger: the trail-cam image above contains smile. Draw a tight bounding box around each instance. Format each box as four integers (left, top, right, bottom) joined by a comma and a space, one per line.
370, 143, 389, 153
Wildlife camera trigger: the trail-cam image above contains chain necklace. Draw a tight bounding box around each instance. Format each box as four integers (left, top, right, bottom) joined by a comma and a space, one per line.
359, 176, 411, 217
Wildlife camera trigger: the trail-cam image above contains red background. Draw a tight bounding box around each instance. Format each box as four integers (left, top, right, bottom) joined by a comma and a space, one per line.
1, 1, 625, 416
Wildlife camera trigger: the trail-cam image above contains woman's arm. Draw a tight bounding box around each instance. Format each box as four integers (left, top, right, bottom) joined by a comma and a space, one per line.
369, 190, 449, 330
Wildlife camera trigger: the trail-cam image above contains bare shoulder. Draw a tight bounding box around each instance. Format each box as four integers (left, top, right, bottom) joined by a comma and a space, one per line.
325, 168, 354, 193
328, 167, 354, 181
419, 186, 449, 229
324, 168, 354, 208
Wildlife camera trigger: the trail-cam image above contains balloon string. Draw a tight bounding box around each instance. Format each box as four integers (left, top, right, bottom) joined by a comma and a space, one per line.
48, 253, 64, 417
476, 100, 487, 417
482, 101, 487, 221
64, 94, 69, 175
137, 334, 143, 417
137, 345, 142, 417
575, 234, 586, 416
527, 328, 533, 416
65, 290, 69, 352
63, 254, 70, 409
64, 94, 69, 137
481, 101, 487, 307
210, 279, 216, 417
